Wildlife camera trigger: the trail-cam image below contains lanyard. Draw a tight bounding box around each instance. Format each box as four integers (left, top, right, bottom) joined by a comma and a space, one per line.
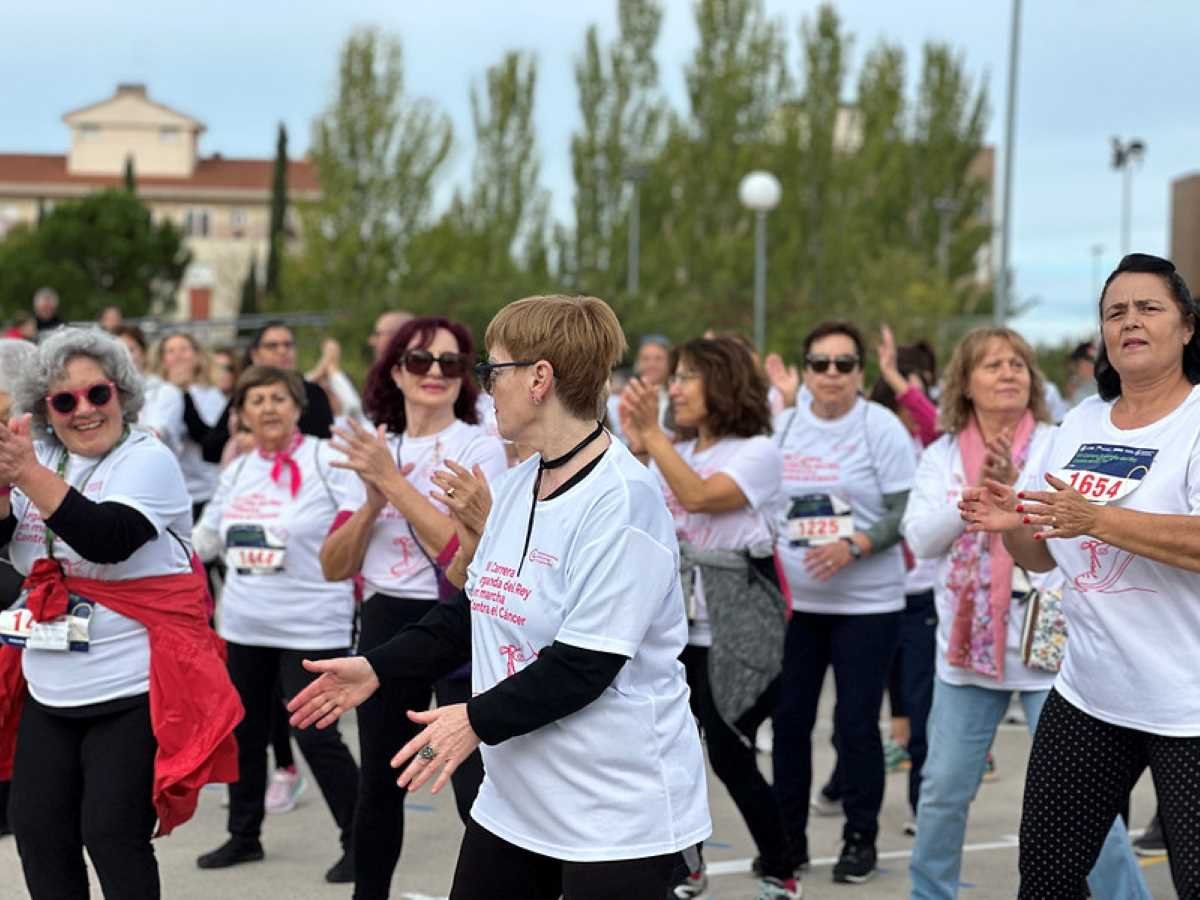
45, 428, 130, 560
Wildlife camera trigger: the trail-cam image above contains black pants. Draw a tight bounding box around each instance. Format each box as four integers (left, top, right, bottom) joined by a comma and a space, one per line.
1019, 688, 1200, 898
681, 644, 791, 879
448, 818, 675, 900
354, 594, 485, 900
10, 695, 158, 899
772, 609, 901, 853
225, 642, 359, 849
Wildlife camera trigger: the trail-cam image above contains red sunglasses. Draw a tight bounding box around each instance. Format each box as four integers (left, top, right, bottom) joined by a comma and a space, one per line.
47, 381, 117, 415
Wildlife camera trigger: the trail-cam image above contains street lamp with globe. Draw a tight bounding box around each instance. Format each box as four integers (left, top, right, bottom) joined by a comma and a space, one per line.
738, 170, 781, 353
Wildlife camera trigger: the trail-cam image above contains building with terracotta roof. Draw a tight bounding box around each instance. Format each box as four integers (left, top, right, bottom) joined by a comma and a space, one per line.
0, 84, 319, 321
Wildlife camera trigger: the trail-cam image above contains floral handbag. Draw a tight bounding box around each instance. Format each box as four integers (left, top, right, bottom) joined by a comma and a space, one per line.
1017, 569, 1068, 673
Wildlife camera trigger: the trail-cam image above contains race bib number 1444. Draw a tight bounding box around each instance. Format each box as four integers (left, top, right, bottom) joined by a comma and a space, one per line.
1054, 443, 1157, 504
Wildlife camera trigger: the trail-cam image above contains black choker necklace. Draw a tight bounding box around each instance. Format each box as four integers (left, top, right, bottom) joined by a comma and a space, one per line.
518, 422, 606, 575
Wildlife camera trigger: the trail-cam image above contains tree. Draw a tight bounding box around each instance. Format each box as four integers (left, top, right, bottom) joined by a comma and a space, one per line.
241, 253, 259, 315
265, 122, 288, 299
0, 189, 189, 320
283, 28, 453, 316
123, 155, 137, 193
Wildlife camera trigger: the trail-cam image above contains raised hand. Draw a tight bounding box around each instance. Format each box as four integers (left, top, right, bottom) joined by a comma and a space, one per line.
621, 377, 662, 440
764, 353, 800, 407
330, 420, 399, 489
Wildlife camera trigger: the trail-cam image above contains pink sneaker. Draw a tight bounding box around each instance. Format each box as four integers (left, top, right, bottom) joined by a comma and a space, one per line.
264, 766, 306, 814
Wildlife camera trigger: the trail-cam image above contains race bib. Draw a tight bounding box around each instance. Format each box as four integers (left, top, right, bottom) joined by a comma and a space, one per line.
786, 493, 855, 546
0, 591, 94, 652
225, 523, 288, 575
1054, 443, 1157, 505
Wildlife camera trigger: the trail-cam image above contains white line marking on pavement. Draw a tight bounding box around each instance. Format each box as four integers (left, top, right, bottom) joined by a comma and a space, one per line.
707, 836, 1020, 878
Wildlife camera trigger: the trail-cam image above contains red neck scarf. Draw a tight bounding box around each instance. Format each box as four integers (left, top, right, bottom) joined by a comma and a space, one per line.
259, 430, 304, 498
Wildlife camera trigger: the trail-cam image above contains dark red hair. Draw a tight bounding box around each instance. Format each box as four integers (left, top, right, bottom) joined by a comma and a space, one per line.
363, 316, 480, 433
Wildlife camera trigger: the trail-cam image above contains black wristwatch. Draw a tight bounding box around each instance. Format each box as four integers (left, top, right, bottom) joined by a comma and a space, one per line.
841, 536, 864, 561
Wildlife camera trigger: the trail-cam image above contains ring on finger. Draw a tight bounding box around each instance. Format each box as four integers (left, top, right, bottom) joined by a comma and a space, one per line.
445, 486, 456, 499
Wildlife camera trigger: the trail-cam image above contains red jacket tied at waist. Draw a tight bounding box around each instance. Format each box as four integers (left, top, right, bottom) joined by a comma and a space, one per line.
0, 558, 243, 837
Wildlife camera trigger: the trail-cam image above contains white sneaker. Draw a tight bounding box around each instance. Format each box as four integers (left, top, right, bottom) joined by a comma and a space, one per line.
756, 876, 803, 899
809, 790, 841, 817
264, 767, 306, 814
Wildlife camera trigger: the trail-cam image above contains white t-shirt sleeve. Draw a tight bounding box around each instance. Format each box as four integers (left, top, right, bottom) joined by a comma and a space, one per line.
319, 444, 368, 513
459, 434, 510, 483
717, 437, 782, 511
557, 519, 677, 658
100, 440, 191, 535
869, 405, 918, 494
902, 436, 964, 559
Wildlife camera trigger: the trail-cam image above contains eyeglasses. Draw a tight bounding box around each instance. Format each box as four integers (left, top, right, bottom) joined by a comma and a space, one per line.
667, 372, 701, 387
400, 350, 470, 379
473, 360, 534, 394
47, 381, 117, 415
805, 354, 860, 374
258, 340, 295, 352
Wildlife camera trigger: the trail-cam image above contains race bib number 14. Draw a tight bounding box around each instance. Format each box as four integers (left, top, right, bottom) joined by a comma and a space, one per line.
1054, 443, 1157, 505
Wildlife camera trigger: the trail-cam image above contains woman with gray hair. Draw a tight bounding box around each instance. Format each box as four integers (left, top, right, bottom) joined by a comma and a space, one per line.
0, 327, 241, 899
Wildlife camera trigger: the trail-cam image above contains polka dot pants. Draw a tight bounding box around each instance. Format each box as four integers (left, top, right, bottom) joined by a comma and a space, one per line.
1019, 689, 1200, 899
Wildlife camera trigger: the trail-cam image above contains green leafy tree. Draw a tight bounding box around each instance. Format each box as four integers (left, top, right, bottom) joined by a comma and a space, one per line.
123, 155, 137, 193
283, 28, 453, 317
0, 189, 189, 320
265, 122, 288, 299
241, 253, 259, 315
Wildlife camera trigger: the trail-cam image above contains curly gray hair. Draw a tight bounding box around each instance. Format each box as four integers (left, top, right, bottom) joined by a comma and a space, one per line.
0, 339, 37, 397
14, 327, 145, 440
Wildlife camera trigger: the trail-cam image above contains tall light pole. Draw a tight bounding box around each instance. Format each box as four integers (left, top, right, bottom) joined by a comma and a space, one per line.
934, 196, 960, 278
995, 0, 1022, 324
624, 164, 648, 297
1111, 138, 1145, 257
1090, 243, 1105, 299
739, 171, 782, 354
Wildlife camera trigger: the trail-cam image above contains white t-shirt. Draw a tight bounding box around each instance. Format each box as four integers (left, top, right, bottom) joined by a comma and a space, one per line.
774, 397, 915, 615
903, 425, 1059, 691
466, 440, 711, 862
1032, 389, 1200, 735
180, 384, 226, 505
199, 437, 366, 650
12, 429, 194, 707
905, 435, 939, 595
140, 374, 186, 457
361, 421, 507, 600
651, 435, 781, 647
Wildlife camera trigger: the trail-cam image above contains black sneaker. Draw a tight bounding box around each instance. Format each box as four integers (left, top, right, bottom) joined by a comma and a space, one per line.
832, 836, 877, 884
325, 850, 355, 883
752, 845, 810, 878
196, 836, 265, 869
1133, 815, 1167, 857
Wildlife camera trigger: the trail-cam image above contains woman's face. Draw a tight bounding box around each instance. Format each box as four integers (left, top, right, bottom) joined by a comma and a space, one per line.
391, 328, 464, 417
212, 353, 236, 395
667, 356, 708, 429
967, 337, 1031, 418
803, 333, 863, 412
161, 336, 197, 382
485, 343, 533, 441
119, 335, 146, 373
1101, 272, 1193, 386
48, 356, 125, 458
239, 382, 301, 449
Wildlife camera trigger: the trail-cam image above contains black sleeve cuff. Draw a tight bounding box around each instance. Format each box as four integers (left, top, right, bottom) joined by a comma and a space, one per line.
364, 591, 472, 682
45, 488, 157, 564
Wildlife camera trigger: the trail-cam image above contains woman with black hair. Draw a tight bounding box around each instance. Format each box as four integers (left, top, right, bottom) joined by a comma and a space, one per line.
963, 253, 1200, 897
622, 336, 797, 900
320, 316, 507, 899
771, 321, 915, 886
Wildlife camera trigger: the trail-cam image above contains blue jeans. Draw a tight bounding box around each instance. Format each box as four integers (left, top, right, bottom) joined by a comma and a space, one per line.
909, 678, 1149, 900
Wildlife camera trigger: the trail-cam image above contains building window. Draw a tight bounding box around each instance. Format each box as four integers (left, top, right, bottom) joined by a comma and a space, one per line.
160, 126, 181, 143
78, 124, 100, 141
230, 208, 247, 238
184, 209, 210, 238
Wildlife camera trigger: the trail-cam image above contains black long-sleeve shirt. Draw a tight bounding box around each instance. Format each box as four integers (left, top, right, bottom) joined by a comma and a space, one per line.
0, 487, 156, 563
187, 379, 336, 463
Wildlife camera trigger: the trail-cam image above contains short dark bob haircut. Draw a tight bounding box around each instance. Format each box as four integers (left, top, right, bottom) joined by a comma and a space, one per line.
1095, 253, 1200, 401
802, 320, 866, 366
233, 365, 307, 413
672, 336, 772, 440
363, 316, 480, 434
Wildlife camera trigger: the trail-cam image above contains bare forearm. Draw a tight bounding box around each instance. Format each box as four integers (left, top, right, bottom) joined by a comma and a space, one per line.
1090, 506, 1200, 573
1001, 526, 1056, 572
14, 464, 70, 521
643, 429, 710, 512
320, 503, 380, 581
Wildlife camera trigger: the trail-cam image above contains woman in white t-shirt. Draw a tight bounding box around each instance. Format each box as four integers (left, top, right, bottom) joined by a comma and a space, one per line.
193, 365, 365, 884
622, 335, 798, 900
289, 295, 710, 900
0, 328, 240, 899
320, 316, 507, 897
769, 321, 913, 886
116, 325, 187, 458
963, 254, 1200, 898
906, 325, 1146, 900
157, 332, 226, 519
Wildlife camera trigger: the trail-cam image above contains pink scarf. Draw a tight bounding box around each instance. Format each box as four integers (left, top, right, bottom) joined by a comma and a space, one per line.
259, 431, 304, 498
945, 411, 1035, 680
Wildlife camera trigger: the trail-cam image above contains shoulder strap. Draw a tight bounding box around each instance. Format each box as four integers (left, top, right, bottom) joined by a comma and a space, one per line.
311, 439, 338, 508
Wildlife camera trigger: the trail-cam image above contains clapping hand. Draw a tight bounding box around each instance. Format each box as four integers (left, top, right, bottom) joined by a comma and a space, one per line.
431, 460, 492, 558
1015, 474, 1099, 541
960, 479, 1023, 534
0, 414, 36, 485
981, 430, 1018, 486
331, 420, 400, 490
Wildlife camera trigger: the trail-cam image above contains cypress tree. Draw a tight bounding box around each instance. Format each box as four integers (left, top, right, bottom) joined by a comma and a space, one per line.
265, 123, 288, 297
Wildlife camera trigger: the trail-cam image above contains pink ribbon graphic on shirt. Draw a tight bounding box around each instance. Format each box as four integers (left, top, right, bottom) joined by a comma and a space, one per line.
259, 431, 304, 498
499, 643, 538, 677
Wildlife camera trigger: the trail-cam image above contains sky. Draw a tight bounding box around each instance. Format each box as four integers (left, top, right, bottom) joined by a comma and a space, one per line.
3, 0, 1198, 346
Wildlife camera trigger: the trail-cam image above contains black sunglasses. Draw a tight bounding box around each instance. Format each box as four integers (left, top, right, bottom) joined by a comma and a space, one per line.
805, 354, 860, 374
473, 360, 534, 394
400, 350, 469, 379
47, 381, 117, 415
